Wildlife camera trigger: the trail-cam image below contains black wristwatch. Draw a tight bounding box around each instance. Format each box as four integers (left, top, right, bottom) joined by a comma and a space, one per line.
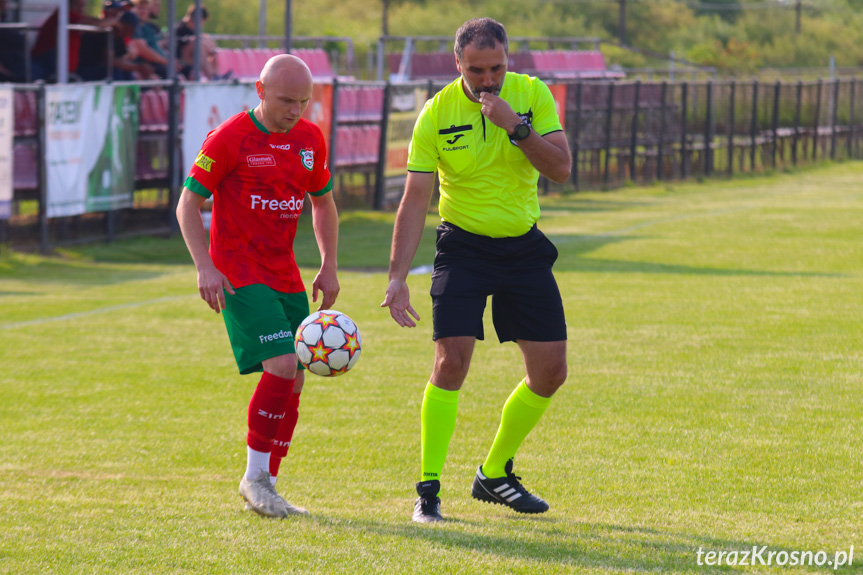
509, 119, 531, 141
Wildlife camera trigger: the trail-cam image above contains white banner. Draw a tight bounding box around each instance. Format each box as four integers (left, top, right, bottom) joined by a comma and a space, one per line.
0, 86, 12, 220
45, 85, 139, 218
182, 83, 259, 178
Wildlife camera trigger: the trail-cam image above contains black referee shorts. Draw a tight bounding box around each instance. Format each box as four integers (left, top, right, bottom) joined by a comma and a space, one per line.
430, 221, 567, 343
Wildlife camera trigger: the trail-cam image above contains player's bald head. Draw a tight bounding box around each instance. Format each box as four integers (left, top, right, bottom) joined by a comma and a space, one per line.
255, 54, 314, 133
259, 54, 312, 88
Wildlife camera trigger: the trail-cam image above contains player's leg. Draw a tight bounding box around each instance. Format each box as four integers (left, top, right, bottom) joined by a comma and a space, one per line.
267, 290, 310, 485
269, 369, 303, 483
251, 354, 307, 515
261, 290, 311, 515
223, 284, 301, 518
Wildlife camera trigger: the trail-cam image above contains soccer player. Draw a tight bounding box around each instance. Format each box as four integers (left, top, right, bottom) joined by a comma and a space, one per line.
177, 55, 339, 518
381, 18, 571, 523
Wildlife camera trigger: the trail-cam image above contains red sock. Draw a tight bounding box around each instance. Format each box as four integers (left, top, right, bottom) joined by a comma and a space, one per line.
247, 372, 295, 453
270, 392, 301, 477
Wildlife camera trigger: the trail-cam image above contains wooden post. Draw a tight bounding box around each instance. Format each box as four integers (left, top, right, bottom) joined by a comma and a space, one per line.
603, 82, 615, 187
629, 80, 640, 182
727, 81, 735, 176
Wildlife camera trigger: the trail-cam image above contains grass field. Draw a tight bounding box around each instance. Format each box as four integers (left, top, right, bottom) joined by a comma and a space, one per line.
1, 163, 862, 574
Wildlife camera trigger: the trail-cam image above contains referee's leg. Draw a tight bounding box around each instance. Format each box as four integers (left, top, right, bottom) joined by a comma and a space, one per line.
419, 335, 475, 483
518, 339, 568, 398
478, 339, 566, 482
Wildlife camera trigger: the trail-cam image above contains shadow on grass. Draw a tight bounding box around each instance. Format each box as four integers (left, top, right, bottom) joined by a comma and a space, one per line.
310, 515, 861, 573
549, 234, 844, 277
0, 256, 175, 286
3, 204, 842, 284
543, 197, 661, 214
293, 215, 439, 271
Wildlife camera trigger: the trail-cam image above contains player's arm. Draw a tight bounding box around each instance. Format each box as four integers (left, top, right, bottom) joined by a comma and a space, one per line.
176, 187, 235, 313
478, 93, 571, 183
381, 170, 436, 327
309, 190, 340, 311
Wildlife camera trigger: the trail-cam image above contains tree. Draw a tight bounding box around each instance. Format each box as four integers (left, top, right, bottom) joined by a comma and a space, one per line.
382, 0, 427, 37
694, 0, 743, 25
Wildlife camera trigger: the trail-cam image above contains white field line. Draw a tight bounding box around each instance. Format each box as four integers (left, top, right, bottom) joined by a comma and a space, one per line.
0, 294, 197, 331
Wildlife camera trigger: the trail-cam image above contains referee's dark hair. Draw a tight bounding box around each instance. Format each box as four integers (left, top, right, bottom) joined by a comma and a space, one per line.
454, 17, 508, 59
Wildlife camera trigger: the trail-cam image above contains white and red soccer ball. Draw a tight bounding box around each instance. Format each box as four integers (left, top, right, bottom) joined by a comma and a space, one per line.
295, 310, 362, 377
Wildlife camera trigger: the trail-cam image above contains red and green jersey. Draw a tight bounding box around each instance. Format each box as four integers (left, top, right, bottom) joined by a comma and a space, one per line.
185, 109, 332, 293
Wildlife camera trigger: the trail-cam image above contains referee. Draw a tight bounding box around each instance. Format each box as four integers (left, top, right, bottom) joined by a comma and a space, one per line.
381, 17, 571, 523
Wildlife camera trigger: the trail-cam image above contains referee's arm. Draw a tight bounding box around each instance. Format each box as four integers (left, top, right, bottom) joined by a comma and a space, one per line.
515, 130, 571, 183
381, 171, 436, 327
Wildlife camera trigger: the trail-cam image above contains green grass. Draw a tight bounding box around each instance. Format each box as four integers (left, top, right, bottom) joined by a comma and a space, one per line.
2, 163, 862, 574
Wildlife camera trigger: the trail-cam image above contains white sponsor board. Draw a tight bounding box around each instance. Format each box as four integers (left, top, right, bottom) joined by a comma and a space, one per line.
0, 86, 12, 219
182, 83, 259, 178
45, 84, 139, 218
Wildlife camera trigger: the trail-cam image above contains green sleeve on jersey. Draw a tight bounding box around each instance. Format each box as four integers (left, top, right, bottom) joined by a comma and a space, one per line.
184, 176, 213, 199
309, 177, 333, 197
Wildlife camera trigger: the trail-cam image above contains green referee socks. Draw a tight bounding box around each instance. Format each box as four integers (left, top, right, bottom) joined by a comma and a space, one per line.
419, 382, 459, 485
482, 379, 553, 479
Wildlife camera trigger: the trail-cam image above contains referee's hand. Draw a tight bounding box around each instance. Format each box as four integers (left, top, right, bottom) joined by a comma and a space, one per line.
381, 279, 420, 328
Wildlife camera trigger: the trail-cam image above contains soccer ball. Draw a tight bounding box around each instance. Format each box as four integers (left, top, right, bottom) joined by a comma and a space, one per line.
295, 310, 362, 377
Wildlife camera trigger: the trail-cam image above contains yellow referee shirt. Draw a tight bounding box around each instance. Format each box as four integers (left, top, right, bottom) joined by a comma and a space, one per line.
407, 71, 563, 238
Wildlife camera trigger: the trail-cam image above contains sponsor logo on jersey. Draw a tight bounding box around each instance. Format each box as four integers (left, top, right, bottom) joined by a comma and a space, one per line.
443, 144, 469, 152
269, 144, 291, 151
258, 329, 293, 344
247, 154, 276, 167
300, 148, 314, 171
250, 194, 304, 214
195, 151, 215, 172
446, 134, 464, 145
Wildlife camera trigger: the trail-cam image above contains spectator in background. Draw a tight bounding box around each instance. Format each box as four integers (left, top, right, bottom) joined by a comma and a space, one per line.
112, 10, 156, 80
130, 0, 169, 77
133, 0, 164, 56
103, 0, 132, 18
31, 0, 108, 81
76, 6, 154, 81
175, 4, 217, 79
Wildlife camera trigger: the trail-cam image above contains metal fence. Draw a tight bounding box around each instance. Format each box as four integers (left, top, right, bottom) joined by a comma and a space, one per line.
5, 77, 863, 250
568, 78, 862, 190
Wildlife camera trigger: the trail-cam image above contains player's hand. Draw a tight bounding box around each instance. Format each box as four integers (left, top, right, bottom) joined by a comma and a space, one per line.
197, 264, 234, 313
478, 92, 520, 131
381, 279, 420, 327
312, 267, 340, 311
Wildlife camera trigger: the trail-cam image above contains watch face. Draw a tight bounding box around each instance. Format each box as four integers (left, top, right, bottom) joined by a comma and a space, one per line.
512, 122, 530, 141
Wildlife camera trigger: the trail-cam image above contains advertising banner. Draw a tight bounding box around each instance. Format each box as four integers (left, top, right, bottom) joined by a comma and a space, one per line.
182, 82, 333, 179
45, 84, 139, 218
182, 83, 259, 177
0, 86, 12, 219
548, 84, 567, 130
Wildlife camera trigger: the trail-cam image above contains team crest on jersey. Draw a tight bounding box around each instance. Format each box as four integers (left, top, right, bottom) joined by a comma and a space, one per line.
195, 151, 215, 172
300, 148, 314, 171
